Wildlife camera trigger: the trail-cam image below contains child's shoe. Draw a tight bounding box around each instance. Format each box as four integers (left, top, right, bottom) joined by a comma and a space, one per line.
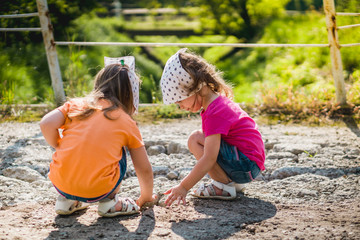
55, 195, 90, 215
235, 183, 246, 192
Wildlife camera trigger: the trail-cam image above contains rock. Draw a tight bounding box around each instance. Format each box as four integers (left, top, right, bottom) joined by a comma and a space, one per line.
347, 148, 360, 155
264, 140, 277, 150
2, 166, 45, 183
314, 169, 345, 179
0, 175, 55, 207
30, 180, 53, 188
147, 145, 167, 155
166, 171, 179, 180
267, 151, 297, 160
273, 143, 320, 155
152, 166, 170, 176
155, 176, 169, 182
297, 189, 318, 197
270, 167, 309, 180
32, 165, 49, 177
177, 167, 193, 179
144, 140, 167, 149
167, 142, 181, 154
167, 142, 190, 154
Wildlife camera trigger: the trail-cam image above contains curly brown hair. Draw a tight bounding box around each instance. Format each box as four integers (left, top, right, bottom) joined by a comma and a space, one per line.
178, 50, 233, 99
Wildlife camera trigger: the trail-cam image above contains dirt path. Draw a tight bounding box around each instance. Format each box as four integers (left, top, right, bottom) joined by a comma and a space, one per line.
0, 118, 359, 239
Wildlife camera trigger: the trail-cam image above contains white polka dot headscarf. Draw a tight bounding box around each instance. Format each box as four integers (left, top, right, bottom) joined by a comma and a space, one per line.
104, 56, 140, 112
160, 48, 196, 105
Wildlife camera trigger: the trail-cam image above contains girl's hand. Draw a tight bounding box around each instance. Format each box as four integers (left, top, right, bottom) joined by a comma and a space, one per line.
164, 184, 187, 206
136, 194, 157, 208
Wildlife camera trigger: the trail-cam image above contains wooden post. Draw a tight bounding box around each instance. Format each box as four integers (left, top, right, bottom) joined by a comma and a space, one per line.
323, 0, 347, 105
36, 0, 65, 106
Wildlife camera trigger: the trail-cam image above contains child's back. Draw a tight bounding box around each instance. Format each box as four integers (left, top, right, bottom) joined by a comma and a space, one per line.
50, 98, 143, 198
40, 58, 156, 217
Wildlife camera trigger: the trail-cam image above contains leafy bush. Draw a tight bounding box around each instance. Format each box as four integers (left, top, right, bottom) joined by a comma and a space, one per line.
0, 44, 54, 104
57, 13, 164, 103
218, 12, 359, 109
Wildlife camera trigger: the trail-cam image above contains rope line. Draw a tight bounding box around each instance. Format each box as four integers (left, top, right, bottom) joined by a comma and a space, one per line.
338, 23, 360, 30
0, 12, 39, 18
0, 28, 41, 32
341, 43, 360, 47
336, 12, 360, 16
55, 41, 330, 48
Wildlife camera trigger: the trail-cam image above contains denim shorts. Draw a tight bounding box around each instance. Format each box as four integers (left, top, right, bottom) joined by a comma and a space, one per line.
54, 148, 127, 203
217, 139, 260, 184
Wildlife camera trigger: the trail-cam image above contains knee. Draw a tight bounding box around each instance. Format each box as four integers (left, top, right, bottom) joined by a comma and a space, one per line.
187, 130, 203, 151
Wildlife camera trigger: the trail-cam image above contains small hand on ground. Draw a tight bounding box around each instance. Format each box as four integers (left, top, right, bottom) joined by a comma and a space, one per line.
164, 184, 187, 207
136, 194, 158, 209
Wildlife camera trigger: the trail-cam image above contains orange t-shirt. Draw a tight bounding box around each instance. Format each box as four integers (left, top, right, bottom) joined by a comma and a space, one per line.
48, 99, 144, 198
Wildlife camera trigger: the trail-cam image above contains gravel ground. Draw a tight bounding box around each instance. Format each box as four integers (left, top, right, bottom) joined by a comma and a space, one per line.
0, 117, 359, 240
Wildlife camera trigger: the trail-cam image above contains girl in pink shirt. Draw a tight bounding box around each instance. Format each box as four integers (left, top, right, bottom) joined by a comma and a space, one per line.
160, 49, 265, 206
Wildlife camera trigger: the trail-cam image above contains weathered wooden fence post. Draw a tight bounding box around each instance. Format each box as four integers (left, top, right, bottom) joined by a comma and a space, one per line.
36, 0, 65, 106
323, 0, 347, 106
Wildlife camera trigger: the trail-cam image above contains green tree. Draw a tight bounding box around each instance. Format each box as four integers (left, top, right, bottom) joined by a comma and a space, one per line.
171, 0, 291, 40
286, 0, 360, 11
286, 0, 323, 10
335, 0, 360, 12
0, 0, 109, 41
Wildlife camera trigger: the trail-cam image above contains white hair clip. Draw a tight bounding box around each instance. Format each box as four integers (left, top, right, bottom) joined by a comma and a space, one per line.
104, 56, 140, 112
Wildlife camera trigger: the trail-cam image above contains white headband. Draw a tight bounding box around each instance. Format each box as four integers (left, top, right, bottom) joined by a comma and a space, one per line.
160, 48, 196, 105
104, 56, 139, 112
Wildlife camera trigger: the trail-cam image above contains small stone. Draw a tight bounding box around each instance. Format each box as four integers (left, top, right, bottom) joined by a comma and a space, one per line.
147, 145, 166, 155
152, 166, 170, 176
166, 171, 179, 180
2, 166, 44, 183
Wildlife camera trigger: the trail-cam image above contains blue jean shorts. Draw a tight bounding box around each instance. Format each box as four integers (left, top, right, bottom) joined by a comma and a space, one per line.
54, 148, 127, 203
217, 139, 260, 184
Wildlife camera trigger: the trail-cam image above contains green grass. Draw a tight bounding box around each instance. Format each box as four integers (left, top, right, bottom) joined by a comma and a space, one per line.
0, 104, 53, 123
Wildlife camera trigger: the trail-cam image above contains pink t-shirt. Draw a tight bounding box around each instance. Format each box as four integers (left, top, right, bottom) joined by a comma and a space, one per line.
200, 96, 265, 171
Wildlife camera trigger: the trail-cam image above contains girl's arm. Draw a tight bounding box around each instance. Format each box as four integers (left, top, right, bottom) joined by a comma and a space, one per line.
164, 134, 221, 206
181, 134, 221, 190
39, 109, 65, 148
129, 146, 156, 207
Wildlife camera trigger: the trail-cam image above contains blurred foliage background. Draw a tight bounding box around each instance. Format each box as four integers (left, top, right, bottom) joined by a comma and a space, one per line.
0, 0, 359, 121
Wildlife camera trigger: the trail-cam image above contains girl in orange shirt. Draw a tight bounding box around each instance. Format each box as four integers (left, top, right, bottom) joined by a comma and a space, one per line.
40, 57, 156, 217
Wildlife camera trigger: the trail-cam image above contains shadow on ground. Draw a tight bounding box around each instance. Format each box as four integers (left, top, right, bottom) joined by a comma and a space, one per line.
343, 116, 360, 137
171, 195, 277, 240
46, 208, 155, 239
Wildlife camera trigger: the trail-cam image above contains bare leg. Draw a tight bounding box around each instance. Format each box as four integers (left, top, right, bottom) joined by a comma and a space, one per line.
107, 184, 122, 211
107, 185, 121, 199
188, 130, 232, 195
